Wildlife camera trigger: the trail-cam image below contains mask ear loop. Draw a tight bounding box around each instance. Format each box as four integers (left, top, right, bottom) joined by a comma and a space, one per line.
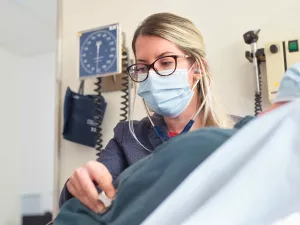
188, 61, 206, 119
199, 59, 220, 126
187, 62, 196, 74
187, 62, 201, 92
196, 59, 209, 124
192, 76, 210, 121
192, 79, 199, 90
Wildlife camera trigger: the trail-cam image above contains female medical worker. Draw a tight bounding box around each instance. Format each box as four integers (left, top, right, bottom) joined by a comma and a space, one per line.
59, 12, 233, 213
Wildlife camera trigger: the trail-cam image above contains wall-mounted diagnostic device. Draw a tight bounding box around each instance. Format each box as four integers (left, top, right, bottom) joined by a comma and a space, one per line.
244, 29, 300, 114
78, 23, 131, 153
265, 39, 300, 102
243, 30, 265, 116
79, 23, 122, 79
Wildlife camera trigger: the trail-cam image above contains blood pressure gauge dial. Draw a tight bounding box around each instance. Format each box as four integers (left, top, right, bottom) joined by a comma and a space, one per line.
79, 23, 121, 79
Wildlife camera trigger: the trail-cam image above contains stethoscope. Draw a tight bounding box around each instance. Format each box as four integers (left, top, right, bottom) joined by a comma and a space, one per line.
128, 90, 207, 153
128, 64, 214, 152
143, 78, 209, 143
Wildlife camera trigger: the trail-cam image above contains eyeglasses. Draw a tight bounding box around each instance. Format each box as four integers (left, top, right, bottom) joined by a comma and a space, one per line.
126, 55, 190, 83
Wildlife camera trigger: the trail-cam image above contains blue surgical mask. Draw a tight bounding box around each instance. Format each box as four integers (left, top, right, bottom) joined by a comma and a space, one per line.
137, 68, 195, 118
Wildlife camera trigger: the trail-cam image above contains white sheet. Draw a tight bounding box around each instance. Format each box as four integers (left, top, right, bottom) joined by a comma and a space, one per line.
141, 98, 300, 225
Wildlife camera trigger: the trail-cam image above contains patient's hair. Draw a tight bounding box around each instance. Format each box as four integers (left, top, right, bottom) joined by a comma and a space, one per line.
132, 12, 233, 128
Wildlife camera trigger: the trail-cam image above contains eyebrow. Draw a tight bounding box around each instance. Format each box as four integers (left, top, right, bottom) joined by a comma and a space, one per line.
137, 51, 176, 63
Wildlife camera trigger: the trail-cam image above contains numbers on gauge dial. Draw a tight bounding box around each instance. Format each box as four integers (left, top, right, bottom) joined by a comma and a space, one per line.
80, 30, 117, 74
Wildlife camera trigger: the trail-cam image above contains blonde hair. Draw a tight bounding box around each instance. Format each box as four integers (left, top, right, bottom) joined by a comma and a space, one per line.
132, 12, 233, 128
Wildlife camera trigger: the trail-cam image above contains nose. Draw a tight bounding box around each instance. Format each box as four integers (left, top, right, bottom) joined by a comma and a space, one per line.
148, 64, 156, 74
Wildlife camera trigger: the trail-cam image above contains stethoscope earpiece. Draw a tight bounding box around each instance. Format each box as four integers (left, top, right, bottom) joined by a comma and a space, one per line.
194, 68, 201, 74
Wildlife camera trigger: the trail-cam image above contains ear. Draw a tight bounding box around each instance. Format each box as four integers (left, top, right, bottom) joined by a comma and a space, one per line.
193, 68, 201, 81
193, 62, 202, 79
195, 58, 208, 78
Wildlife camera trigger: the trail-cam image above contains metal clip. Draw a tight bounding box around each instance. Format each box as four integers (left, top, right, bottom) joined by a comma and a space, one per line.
98, 191, 113, 208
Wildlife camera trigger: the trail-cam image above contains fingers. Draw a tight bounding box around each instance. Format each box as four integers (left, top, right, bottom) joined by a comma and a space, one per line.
75, 168, 98, 200
76, 167, 105, 213
81, 195, 106, 214
85, 161, 116, 199
68, 167, 104, 213
66, 161, 116, 214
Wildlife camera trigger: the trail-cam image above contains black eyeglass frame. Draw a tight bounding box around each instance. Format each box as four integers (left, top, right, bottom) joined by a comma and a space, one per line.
126, 55, 190, 83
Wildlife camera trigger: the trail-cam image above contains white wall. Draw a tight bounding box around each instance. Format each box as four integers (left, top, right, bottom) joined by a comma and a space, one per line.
57, 0, 300, 203
0, 47, 55, 225
18, 53, 56, 214
0, 47, 21, 225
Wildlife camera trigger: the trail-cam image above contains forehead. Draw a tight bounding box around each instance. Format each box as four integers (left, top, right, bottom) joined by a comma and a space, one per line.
135, 35, 184, 61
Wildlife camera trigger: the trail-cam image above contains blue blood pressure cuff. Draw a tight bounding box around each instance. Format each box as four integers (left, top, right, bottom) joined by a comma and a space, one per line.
62, 82, 107, 148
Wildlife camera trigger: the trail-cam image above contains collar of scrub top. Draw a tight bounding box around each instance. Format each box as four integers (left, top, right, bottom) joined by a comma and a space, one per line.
147, 111, 195, 144
144, 79, 205, 143
148, 114, 170, 144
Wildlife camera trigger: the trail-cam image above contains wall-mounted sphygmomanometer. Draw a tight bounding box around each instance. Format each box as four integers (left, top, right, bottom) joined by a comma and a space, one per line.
79, 23, 122, 79
77, 23, 131, 153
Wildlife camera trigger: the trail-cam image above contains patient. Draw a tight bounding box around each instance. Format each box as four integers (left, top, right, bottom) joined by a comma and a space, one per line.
53, 63, 300, 225
260, 63, 300, 115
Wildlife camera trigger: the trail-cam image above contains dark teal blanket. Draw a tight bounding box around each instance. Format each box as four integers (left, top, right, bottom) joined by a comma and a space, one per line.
54, 125, 244, 225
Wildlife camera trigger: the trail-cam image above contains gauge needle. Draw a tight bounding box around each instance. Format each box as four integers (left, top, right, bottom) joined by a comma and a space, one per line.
112, 75, 117, 84
96, 41, 102, 72
97, 40, 116, 83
